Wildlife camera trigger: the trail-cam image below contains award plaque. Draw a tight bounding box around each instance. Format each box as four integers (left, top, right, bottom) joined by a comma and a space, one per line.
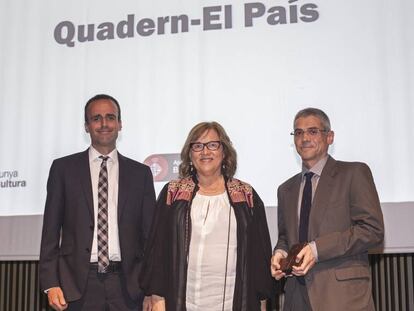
279, 243, 307, 275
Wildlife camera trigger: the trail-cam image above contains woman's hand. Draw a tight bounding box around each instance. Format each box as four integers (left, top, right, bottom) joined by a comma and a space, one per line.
151, 295, 166, 311
143, 296, 152, 311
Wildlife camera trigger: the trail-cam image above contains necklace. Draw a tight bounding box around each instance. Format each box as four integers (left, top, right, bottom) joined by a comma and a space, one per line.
198, 175, 225, 195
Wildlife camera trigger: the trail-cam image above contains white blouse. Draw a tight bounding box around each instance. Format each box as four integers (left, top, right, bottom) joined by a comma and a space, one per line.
186, 192, 237, 311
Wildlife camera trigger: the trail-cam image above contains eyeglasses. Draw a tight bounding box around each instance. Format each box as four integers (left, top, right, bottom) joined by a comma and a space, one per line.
190, 141, 221, 152
290, 128, 328, 137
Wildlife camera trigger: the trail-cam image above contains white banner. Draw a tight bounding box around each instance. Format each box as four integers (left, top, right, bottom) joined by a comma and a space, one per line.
0, 0, 413, 223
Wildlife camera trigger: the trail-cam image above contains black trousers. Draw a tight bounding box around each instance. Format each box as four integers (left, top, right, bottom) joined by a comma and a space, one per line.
283, 277, 312, 311
68, 265, 143, 311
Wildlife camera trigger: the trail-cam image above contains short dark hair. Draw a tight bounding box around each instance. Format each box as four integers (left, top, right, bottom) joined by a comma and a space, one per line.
294, 107, 331, 131
84, 94, 121, 123
179, 121, 237, 179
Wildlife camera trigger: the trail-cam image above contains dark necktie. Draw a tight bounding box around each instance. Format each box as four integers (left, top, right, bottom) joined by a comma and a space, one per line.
97, 156, 109, 273
299, 172, 314, 243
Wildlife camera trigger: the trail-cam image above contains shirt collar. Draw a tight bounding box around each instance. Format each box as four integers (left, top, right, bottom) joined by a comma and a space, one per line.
301, 155, 329, 178
88, 146, 118, 163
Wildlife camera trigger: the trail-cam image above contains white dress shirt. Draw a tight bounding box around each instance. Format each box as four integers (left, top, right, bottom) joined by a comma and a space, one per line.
89, 146, 121, 262
186, 192, 237, 311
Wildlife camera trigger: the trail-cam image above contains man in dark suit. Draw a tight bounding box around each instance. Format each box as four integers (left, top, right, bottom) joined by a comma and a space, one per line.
39, 94, 156, 310
271, 108, 384, 311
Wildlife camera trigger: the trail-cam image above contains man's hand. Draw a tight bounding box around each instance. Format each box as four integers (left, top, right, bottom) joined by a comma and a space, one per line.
151, 295, 166, 311
292, 244, 316, 276
47, 287, 67, 311
143, 295, 152, 311
260, 299, 267, 311
270, 251, 286, 280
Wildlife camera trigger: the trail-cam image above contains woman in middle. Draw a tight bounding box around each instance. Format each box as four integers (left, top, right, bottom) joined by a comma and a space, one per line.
140, 121, 274, 311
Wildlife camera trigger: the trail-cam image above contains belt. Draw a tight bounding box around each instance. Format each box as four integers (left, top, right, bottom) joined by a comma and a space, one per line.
90, 261, 122, 273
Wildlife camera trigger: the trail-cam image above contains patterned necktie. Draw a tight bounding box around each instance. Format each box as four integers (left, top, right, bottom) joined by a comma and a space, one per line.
97, 156, 109, 273
299, 172, 314, 243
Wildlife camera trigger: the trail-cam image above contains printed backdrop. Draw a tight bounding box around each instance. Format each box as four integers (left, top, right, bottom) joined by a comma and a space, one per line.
0, 0, 413, 257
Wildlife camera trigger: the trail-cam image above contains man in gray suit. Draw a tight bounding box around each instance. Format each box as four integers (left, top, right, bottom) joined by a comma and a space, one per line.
271, 108, 384, 311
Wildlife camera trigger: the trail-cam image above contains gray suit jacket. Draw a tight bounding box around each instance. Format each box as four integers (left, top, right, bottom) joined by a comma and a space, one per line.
276, 156, 384, 311
39, 149, 156, 302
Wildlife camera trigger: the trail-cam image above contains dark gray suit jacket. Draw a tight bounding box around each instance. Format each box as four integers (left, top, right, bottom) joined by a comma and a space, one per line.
276, 156, 384, 311
39, 149, 156, 302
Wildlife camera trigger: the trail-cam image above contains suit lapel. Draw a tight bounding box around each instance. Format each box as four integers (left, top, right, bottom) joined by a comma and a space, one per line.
117, 152, 129, 221
285, 173, 302, 244
309, 156, 337, 239
79, 149, 94, 221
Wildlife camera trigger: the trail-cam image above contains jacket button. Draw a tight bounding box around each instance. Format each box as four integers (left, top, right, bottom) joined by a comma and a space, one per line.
89, 225, 94, 230
85, 248, 90, 253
